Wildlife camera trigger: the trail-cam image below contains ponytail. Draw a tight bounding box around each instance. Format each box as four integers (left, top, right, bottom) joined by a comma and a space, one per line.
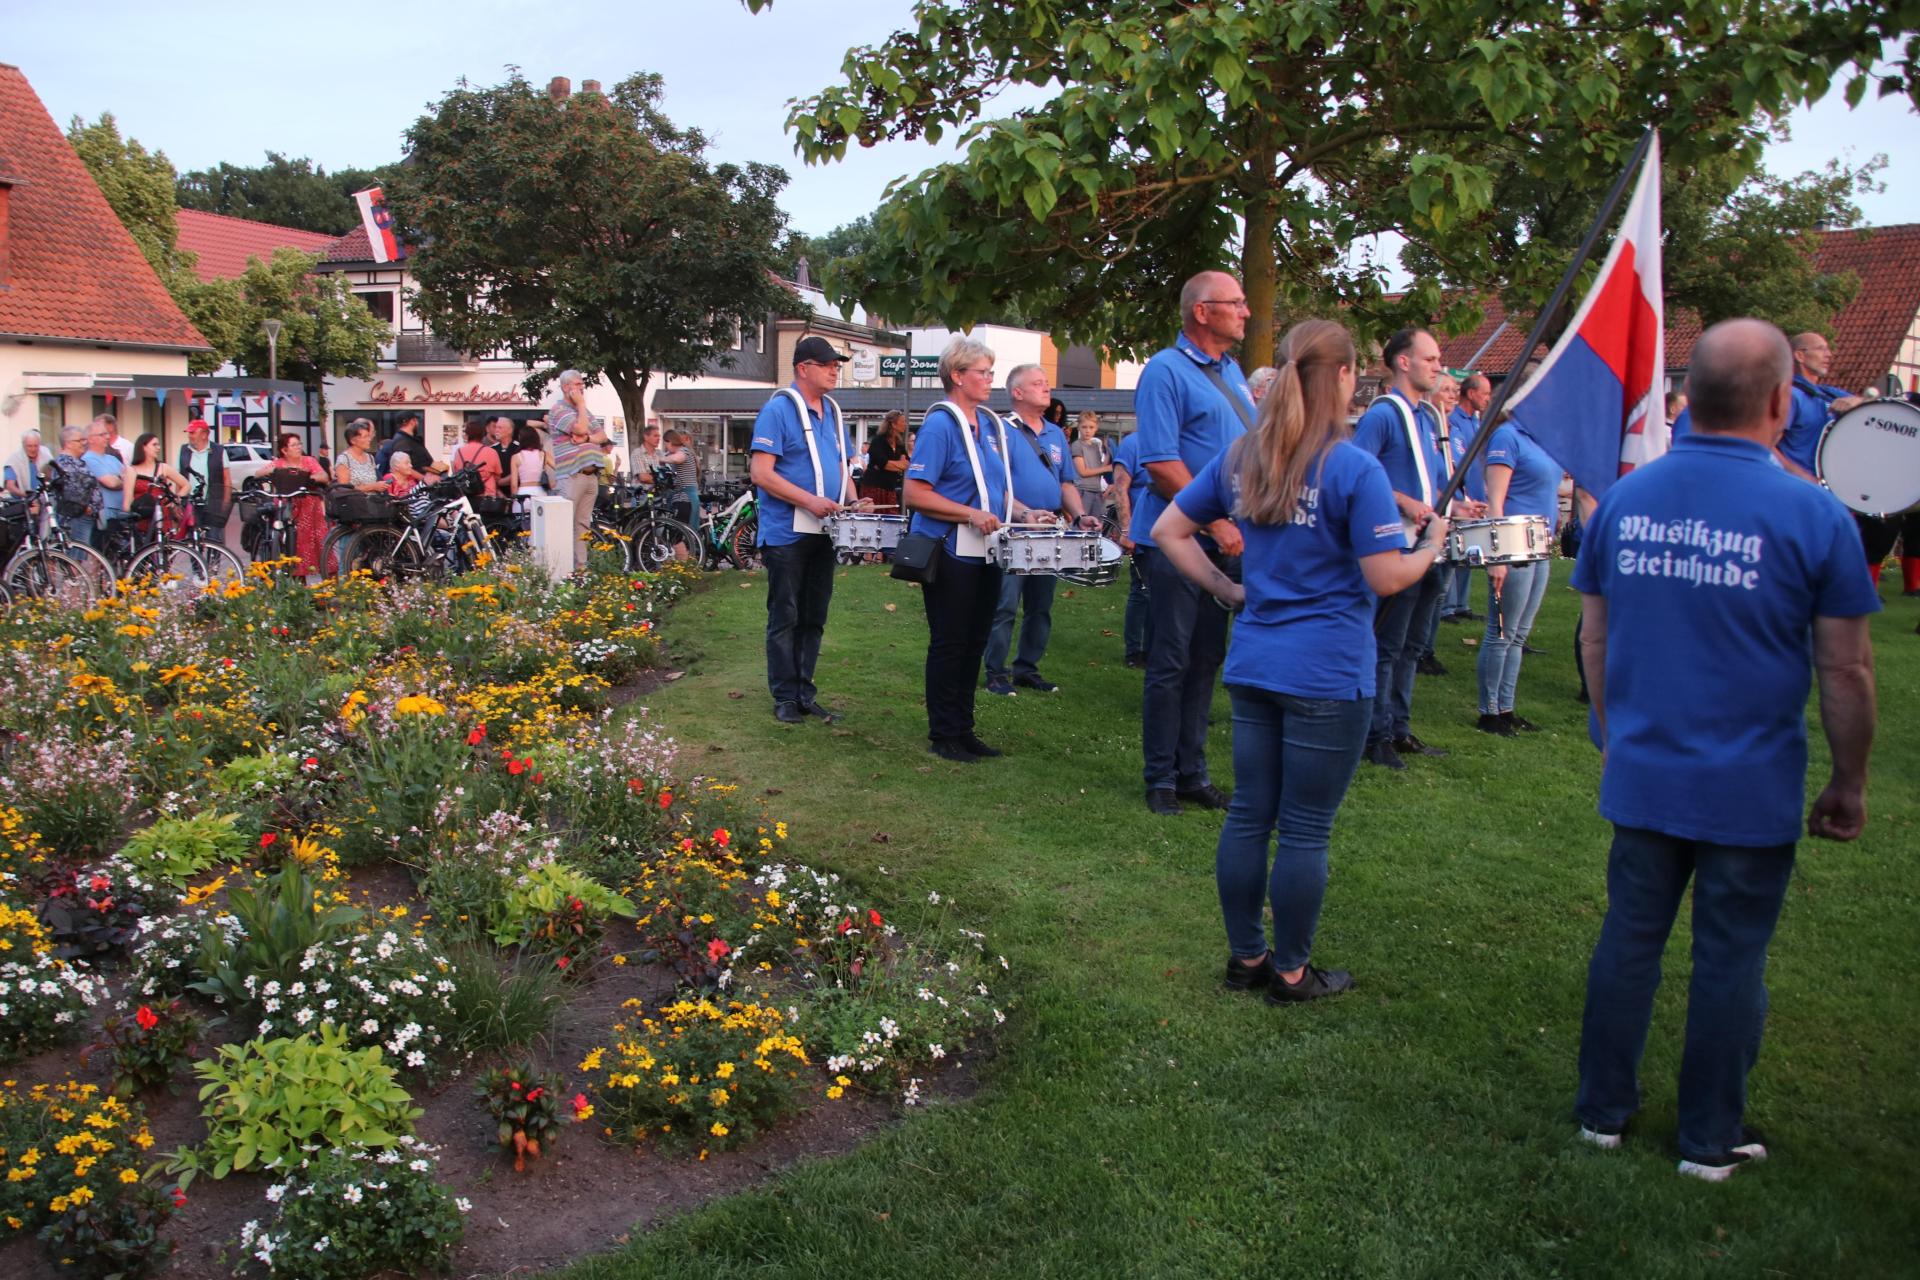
1233, 320, 1355, 525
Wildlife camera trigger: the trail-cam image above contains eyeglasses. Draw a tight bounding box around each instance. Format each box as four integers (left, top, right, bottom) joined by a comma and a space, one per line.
1201, 298, 1250, 310
961, 365, 995, 376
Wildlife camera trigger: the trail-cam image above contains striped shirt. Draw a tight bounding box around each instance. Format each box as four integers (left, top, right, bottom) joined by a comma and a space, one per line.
549, 435, 611, 482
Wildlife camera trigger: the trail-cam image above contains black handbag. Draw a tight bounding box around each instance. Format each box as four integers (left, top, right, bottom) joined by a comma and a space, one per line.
324, 486, 394, 525
890, 531, 942, 585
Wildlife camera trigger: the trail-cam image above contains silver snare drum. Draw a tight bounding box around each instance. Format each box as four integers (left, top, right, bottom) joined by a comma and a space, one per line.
1444, 515, 1552, 566
824, 513, 905, 552
988, 527, 1106, 575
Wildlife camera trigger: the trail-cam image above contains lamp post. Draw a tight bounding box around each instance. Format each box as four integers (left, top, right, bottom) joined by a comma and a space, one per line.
262, 319, 283, 449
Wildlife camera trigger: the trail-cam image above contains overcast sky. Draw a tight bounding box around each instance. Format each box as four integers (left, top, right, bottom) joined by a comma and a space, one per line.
10, 0, 1916, 250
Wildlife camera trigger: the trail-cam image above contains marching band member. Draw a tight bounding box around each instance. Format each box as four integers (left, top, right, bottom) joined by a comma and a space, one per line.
1154, 319, 1447, 1002
1474, 413, 1566, 735
751, 335, 854, 725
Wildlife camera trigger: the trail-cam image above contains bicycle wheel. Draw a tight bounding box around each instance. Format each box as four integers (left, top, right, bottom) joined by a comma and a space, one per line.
4, 547, 93, 603
630, 516, 700, 573
63, 540, 119, 597
191, 539, 246, 586
728, 517, 761, 570
341, 526, 404, 580
447, 520, 491, 576
125, 542, 209, 594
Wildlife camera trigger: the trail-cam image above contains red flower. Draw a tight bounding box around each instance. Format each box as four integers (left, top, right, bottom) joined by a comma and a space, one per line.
531, 772, 543, 785
524, 1087, 544, 1102
712, 828, 730, 847
510, 1081, 522, 1091
868, 909, 884, 928
555, 956, 570, 970
679, 838, 696, 852
627, 778, 645, 794
707, 938, 731, 962
222, 658, 235, 669
658, 791, 673, 809
572, 1092, 590, 1117
507, 758, 527, 776
89, 874, 111, 892
301, 756, 319, 769
466, 725, 487, 746
259, 832, 277, 849
170, 1187, 187, 1209
837, 917, 854, 936
135, 1005, 159, 1032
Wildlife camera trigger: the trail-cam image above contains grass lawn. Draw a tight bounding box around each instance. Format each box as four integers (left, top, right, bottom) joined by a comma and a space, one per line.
562, 560, 1918, 1279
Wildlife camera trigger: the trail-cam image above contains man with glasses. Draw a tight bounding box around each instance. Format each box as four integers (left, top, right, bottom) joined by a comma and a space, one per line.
549, 410, 614, 575
751, 335, 853, 724
1781, 333, 1861, 482
1132, 271, 1254, 816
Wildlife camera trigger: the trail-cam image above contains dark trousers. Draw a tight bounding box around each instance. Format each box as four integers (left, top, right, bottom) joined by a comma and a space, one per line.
922, 549, 1003, 742
763, 534, 836, 707
984, 571, 1055, 680
1370, 562, 1443, 743
1123, 550, 1150, 656
1576, 825, 1795, 1160
1141, 547, 1228, 791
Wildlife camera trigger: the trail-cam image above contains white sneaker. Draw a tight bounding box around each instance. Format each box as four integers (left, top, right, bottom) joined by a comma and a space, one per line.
1578, 1125, 1623, 1151
1677, 1130, 1769, 1182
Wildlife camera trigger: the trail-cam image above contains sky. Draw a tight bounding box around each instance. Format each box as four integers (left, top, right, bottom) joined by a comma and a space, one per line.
8, 0, 1917, 253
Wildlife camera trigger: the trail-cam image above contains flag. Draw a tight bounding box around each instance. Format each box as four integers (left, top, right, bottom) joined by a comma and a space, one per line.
1504, 134, 1666, 501
353, 186, 405, 264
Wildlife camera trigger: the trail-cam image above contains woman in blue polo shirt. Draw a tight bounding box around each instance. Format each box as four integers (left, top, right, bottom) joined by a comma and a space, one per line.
904, 336, 1014, 763
1153, 319, 1448, 1003
1475, 414, 1564, 736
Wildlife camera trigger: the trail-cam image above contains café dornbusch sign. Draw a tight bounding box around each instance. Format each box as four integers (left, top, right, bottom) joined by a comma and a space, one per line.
879, 355, 941, 378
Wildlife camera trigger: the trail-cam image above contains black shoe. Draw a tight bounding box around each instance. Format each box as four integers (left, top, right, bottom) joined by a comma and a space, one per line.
1575, 688, 1591, 705
1124, 652, 1147, 669
1176, 783, 1232, 810
1459, 609, 1484, 622
1264, 963, 1353, 1004
1522, 643, 1546, 656
985, 677, 1017, 697
1224, 953, 1273, 991
1416, 656, 1448, 676
959, 734, 1002, 758
1012, 673, 1059, 693
773, 701, 806, 724
1145, 788, 1182, 815
800, 699, 841, 723
928, 738, 980, 763
1503, 711, 1541, 733
1477, 713, 1517, 737
1392, 733, 1448, 758
1364, 739, 1407, 771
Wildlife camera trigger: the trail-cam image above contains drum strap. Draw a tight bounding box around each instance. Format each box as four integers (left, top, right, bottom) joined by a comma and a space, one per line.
936, 400, 1014, 522
779, 387, 849, 504
1381, 392, 1446, 503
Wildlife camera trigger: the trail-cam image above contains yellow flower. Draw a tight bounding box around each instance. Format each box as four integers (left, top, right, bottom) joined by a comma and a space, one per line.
826, 1085, 844, 1100
118, 1168, 139, 1184
129, 661, 151, 674
709, 1122, 729, 1138
714, 1062, 734, 1080
578, 1047, 605, 1072
394, 694, 447, 717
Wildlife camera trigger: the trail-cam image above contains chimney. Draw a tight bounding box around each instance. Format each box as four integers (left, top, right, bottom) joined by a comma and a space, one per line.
795, 255, 812, 289
581, 79, 602, 95
547, 76, 571, 103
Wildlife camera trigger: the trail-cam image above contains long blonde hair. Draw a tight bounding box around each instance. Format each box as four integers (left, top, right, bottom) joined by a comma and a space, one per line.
1230, 319, 1356, 525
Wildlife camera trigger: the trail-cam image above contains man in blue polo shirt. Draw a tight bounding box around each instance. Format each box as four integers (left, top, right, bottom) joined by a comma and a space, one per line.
1132, 271, 1253, 816
1780, 332, 1862, 480
984, 363, 1096, 696
1572, 317, 1878, 1182
1350, 326, 1453, 770
750, 335, 853, 725
1440, 372, 1491, 622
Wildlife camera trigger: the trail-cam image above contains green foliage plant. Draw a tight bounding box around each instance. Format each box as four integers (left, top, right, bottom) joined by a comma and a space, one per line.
82, 999, 207, 1097
488, 859, 636, 968
37, 1180, 176, 1280
190, 862, 359, 1010
475, 1063, 577, 1171
117, 812, 247, 889
442, 944, 562, 1057
235, 1140, 464, 1280
178, 1026, 420, 1182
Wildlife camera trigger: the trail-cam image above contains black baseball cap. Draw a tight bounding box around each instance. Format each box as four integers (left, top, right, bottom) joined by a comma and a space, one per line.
794, 336, 851, 366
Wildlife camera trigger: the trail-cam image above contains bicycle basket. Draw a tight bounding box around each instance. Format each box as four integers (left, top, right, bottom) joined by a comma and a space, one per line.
324, 486, 394, 525
0, 498, 28, 561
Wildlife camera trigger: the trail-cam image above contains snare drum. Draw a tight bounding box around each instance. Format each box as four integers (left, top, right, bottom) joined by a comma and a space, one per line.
987, 526, 1106, 575
1444, 515, 1552, 566
1059, 536, 1125, 587
1816, 399, 1920, 516
824, 513, 905, 552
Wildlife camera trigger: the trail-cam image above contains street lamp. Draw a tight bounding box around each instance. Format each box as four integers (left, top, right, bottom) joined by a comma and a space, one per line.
262, 319, 283, 448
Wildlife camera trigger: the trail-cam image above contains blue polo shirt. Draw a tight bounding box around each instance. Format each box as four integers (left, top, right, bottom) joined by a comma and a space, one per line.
1129, 333, 1252, 550
1784, 376, 1848, 474
1352, 393, 1448, 510
751, 385, 849, 547
906, 403, 1012, 562
1448, 408, 1486, 502
1176, 441, 1405, 698
82, 450, 126, 517
1004, 413, 1070, 512
1572, 433, 1880, 847
1483, 423, 1562, 531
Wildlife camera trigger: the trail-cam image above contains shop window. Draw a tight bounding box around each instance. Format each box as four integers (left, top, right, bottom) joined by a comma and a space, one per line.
38, 394, 64, 435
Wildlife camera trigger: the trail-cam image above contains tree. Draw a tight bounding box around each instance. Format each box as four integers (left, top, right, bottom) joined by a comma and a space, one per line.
387, 72, 803, 429
225, 250, 387, 408
176, 153, 401, 236
749, 0, 1909, 366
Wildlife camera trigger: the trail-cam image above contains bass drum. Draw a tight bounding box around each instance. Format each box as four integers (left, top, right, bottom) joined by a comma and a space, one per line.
1816, 399, 1920, 516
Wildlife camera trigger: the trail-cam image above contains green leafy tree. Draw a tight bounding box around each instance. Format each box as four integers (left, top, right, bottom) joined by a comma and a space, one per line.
226, 249, 387, 413
176, 153, 401, 236
387, 72, 803, 428
750, 0, 1910, 365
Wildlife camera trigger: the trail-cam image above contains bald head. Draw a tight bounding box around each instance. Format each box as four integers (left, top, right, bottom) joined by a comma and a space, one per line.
1688, 319, 1793, 436
1179, 271, 1238, 327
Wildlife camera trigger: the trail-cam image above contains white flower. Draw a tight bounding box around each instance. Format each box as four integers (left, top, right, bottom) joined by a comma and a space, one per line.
342, 1185, 362, 1205
265, 1183, 286, 1203
929, 1043, 946, 1059
455, 1197, 472, 1213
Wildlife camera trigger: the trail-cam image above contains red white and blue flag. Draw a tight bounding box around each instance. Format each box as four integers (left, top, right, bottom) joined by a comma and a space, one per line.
353, 186, 405, 264
1505, 134, 1666, 500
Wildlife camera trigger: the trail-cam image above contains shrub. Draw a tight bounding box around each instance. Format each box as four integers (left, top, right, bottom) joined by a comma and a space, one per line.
36, 865, 150, 960
585, 997, 811, 1154
180, 1026, 421, 1181
191, 861, 360, 1010
443, 944, 562, 1058
628, 848, 780, 987
123, 906, 244, 1002
37, 1179, 176, 1279
117, 811, 247, 889
235, 1139, 466, 1280
0, 725, 138, 860
476, 1063, 587, 1171
0, 803, 50, 887
0, 1081, 159, 1239
248, 929, 458, 1072
416, 810, 550, 944
336, 693, 471, 866
490, 859, 636, 969
0, 948, 106, 1063
545, 711, 680, 861
82, 999, 207, 1097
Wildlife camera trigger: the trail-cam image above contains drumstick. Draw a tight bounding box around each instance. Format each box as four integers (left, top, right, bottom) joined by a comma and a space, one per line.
1492, 581, 1505, 641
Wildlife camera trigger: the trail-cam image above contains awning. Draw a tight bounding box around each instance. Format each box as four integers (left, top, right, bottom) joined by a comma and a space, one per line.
23, 372, 308, 407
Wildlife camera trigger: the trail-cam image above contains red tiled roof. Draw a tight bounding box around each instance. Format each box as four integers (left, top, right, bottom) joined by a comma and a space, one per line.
1438, 223, 1920, 392
175, 208, 334, 282
0, 63, 208, 351
321, 225, 374, 264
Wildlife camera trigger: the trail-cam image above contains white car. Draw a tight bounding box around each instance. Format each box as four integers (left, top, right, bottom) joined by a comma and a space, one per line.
223, 442, 276, 491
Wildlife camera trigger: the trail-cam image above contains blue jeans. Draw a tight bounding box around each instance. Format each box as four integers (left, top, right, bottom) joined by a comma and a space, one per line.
1475, 559, 1550, 714
1370, 562, 1443, 743
1216, 688, 1372, 969
762, 534, 836, 706
984, 571, 1055, 680
677, 485, 701, 533
1141, 547, 1227, 792
1576, 826, 1796, 1161
61, 513, 97, 548
1443, 562, 1473, 616
1123, 551, 1150, 656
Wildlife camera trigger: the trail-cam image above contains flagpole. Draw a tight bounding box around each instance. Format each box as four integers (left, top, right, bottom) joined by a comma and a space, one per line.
1433, 127, 1657, 513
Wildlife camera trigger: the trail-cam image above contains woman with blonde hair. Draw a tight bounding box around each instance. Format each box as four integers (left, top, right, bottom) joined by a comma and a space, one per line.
1154, 318, 1449, 1003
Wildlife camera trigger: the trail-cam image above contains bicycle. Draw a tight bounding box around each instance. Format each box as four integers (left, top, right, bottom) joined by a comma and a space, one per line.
172, 483, 248, 586
1, 496, 118, 602
696, 487, 759, 570
340, 473, 492, 583
235, 487, 308, 571
101, 487, 213, 593
591, 480, 700, 574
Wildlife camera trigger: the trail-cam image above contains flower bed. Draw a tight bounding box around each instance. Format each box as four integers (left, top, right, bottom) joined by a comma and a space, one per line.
0, 552, 1005, 1278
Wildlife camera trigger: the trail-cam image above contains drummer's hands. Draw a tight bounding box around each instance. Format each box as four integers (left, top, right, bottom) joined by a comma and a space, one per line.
1209, 518, 1244, 557
803, 494, 841, 518
1217, 580, 1247, 610
1831, 395, 1866, 416
1075, 514, 1103, 532
967, 508, 1002, 535
1119, 534, 1136, 553
1416, 512, 1450, 551
1398, 495, 1434, 524
1455, 499, 1488, 519
1488, 562, 1508, 591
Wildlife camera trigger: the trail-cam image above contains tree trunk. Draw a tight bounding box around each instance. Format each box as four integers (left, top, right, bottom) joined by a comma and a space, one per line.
1240, 190, 1279, 371
609, 369, 651, 443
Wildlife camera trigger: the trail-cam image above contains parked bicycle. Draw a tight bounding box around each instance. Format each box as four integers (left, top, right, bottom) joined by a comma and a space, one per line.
339, 471, 491, 583
0, 496, 117, 603
591, 480, 700, 574
696, 487, 759, 570
99, 485, 216, 593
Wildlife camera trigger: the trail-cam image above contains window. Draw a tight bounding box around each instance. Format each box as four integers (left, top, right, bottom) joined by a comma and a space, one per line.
38, 394, 63, 435
355, 290, 397, 327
